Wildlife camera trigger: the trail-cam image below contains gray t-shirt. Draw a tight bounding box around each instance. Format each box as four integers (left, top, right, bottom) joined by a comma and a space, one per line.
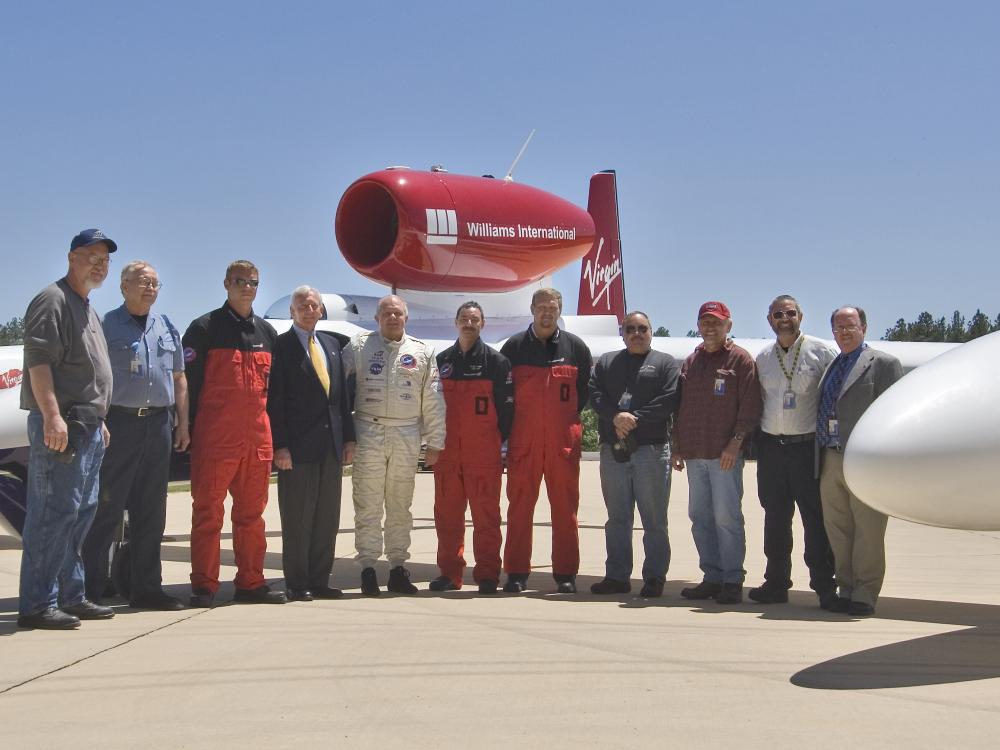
21, 278, 113, 417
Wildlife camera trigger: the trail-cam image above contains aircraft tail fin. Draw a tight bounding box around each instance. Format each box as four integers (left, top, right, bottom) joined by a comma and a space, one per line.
576, 170, 626, 323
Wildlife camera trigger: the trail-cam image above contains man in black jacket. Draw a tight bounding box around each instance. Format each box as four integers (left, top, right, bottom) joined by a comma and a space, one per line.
267, 286, 355, 601
589, 311, 680, 597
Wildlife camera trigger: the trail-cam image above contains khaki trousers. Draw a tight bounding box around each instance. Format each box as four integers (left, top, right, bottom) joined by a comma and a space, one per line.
819, 449, 888, 606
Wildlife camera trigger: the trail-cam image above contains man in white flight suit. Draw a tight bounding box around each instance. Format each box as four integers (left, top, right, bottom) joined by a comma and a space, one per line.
345, 295, 446, 596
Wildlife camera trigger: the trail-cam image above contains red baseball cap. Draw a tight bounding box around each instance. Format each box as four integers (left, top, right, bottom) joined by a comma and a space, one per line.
698, 301, 731, 320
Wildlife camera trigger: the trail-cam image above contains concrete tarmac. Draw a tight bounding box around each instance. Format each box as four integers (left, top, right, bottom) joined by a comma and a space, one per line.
3, 461, 1000, 748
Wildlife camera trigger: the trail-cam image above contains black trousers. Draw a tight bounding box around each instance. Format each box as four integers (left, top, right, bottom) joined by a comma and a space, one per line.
755, 434, 835, 594
276, 447, 343, 590
82, 409, 172, 601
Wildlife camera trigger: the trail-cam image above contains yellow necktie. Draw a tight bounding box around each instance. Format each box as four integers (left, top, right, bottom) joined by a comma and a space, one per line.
308, 335, 330, 396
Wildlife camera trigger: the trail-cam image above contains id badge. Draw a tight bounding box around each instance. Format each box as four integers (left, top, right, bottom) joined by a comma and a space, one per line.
828, 418, 839, 437
783, 390, 796, 410
618, 390, 632, 410
713, 377, 726, 396
130, 354, 142, 376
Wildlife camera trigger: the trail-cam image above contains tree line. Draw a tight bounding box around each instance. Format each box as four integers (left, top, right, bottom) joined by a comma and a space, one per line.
882, 310, 1000, 343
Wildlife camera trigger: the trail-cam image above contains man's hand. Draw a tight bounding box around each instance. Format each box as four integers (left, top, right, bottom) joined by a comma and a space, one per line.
173, 423, 191, 452
101, 422, 111, 449
424, 447, 441, 467
43, 414, 69, 452
671, 454, 685, 472
274, 447, 293, 471
612, 412, 638, 439
719, 438, 742, 471
343, 441, 356, 466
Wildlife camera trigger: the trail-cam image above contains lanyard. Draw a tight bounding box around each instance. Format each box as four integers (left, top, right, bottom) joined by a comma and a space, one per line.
776, 337, 804, 388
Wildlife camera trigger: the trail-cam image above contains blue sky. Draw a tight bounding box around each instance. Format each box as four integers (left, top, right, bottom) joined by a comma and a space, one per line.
2, 2, 997, 339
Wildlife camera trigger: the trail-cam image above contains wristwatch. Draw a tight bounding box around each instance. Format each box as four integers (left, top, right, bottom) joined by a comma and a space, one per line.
732, 432, 745, 443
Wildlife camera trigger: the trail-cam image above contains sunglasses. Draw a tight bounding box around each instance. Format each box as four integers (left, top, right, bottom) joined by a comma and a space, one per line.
624, 325, 649, 334
772, 310, 798, 319
230, 278, 260, 289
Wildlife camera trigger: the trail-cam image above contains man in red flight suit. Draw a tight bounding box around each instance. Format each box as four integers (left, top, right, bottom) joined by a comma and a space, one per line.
430, 302, 513, 595
500, 288, 592, 594
182, 260, 285, 607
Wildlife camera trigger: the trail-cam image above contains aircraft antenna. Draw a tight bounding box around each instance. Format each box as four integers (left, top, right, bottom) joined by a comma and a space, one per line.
504, 129, 536, 182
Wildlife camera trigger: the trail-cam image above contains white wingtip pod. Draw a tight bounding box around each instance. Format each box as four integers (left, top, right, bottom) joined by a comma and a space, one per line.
844, 331, 1000, 530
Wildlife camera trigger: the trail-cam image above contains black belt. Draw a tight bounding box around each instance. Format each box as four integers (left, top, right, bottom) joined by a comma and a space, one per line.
110, 405, 169, 417
762, 432, 815, 445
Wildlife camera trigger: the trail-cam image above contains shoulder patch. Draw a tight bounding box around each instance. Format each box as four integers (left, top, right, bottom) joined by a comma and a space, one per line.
183, 347, 197, 363
439, 362, 453, 378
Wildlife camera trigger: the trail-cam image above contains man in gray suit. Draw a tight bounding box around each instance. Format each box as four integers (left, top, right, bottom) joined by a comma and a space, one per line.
815, 306, 903, 617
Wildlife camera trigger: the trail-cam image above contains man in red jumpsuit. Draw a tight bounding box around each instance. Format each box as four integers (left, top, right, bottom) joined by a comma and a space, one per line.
430, 302, 512, 595
500, 288, 592, 594
182, 260, 285, 607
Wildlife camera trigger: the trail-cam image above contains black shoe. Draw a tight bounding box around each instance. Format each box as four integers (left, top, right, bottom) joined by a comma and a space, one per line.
639, 578, 665, 598
130, 592, 185, 611
680, 581, 723, 600
554, 574, 577, 594
189, 588, 215, 608
429, 575, 459, 592
748, 583, 788, 604
18, 607, 81, 630
286, 588, 313, 602
827, 596, 852, 613
387, 566, 418, 595
503, 574, 529, 593
311, 586, 344, 599
61, 598, 115, 620
848, 601, 875, 617
233, 585, 287, 604
714, 583, 743, 604
361, 567, 381, 597
590, 578, 631, 595
817, 590, 840, 610
478, 579, 498, 595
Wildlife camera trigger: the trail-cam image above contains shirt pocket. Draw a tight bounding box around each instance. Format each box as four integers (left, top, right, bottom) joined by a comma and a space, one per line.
157, 335, 177, 373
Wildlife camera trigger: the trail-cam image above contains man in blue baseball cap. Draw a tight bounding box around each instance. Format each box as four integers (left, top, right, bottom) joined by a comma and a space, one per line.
18, 228, 117, 629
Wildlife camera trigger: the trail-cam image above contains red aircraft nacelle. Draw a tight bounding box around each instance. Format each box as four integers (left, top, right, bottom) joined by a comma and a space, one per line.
335, 168, 596, 293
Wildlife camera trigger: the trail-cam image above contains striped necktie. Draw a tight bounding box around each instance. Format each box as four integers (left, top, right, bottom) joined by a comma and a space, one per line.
308, 335, 330, 396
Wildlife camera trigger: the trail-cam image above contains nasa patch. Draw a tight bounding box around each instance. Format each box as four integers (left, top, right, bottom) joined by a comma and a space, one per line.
439, 363, 453, 378
370, 362, 384, 375
399, 354, 417, 369
183, 347, 196, 363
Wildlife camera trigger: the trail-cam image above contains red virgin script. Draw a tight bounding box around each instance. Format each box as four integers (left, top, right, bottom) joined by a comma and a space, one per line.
0, 369, 23, 389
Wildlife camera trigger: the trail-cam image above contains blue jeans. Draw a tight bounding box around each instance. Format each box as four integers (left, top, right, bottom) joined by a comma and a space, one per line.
19, 411, 106, 616
599, 443, 671, 582
686, 457, 746, 584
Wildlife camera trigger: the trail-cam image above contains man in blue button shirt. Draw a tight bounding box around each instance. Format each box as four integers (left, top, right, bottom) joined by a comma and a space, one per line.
815, 306, 902, 617
82, 260, 190, 610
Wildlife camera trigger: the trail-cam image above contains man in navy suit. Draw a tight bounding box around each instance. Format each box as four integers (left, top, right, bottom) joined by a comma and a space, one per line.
267, 286, 355, 601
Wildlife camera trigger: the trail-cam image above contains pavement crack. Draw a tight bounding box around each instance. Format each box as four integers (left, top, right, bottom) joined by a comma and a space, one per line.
1, 609, 209, 696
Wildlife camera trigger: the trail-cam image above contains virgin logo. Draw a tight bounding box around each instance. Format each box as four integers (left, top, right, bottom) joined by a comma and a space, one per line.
0, 368, 22, 390
582, 237, 622, 309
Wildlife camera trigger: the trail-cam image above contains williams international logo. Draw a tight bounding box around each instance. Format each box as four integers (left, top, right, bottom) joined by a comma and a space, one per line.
425, 208, 458, 245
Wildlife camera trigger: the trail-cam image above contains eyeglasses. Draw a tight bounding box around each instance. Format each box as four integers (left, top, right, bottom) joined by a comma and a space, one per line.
624, 325, 649, 334
134, 278, 162, 290
833, 325, 860, 334
230, 278, 260, 289
77, 254, 111, 267
772, 310, 798, 319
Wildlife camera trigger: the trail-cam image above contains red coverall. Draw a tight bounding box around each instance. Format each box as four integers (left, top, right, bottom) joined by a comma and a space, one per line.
182, 303, 277, 593
500, 326, 592, 579
432, 339, 512, 587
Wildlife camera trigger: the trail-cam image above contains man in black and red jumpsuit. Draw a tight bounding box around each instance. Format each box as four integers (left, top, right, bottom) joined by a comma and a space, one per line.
430, 302, 513, 595
181, 260, 285, 607
500, 288, 592, 594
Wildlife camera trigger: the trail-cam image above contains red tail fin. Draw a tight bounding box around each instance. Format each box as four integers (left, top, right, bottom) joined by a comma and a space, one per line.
577, 170, 626, 323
